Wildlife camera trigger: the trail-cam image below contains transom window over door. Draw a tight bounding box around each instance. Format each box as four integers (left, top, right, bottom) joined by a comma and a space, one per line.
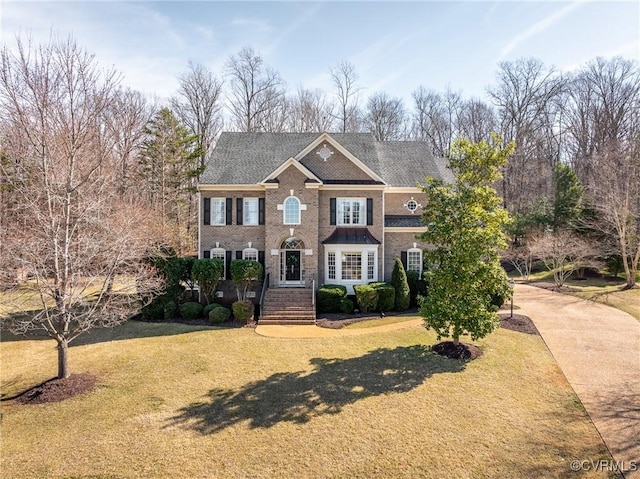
338, 198, 366, 226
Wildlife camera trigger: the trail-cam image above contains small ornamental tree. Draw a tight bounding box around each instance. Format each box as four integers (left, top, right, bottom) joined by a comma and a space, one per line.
419, 134, 514, 346
191, 258, 224, 304
230, 259, 264, 301
391, 258, 410, 311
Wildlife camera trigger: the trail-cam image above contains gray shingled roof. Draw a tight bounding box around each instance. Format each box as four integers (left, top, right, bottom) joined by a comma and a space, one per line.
201, 132, 453, 187
384, 215, 424, 228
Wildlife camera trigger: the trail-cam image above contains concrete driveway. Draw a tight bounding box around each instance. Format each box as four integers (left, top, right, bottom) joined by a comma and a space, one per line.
514, 284, 640, 478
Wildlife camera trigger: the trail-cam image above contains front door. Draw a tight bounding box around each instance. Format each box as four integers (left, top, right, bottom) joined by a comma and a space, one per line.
285, 250, 301, 282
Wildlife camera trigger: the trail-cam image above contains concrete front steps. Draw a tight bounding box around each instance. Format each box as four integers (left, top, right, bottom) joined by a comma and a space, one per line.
259, 288, 316, 325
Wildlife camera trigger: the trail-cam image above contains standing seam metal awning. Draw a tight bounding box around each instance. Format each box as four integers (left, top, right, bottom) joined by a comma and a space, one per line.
321, 228, 381, 245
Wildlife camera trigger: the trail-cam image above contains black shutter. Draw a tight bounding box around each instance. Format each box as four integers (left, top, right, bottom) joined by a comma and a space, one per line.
366, 198, 373, 225
236, 250, 242, 260
258, 198, 265, 225
401, 251, 408, 270
203, 198, 210, 225
225, 251, 232, 280
225, 198, 232, 225
237, 198, 243, 225
203, 250, 210, 258
330, 198, 336, 225
258, 251, 265, 268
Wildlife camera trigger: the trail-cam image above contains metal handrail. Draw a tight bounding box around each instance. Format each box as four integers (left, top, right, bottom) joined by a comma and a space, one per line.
311, 278, 315, 307
259, 273, 270, 319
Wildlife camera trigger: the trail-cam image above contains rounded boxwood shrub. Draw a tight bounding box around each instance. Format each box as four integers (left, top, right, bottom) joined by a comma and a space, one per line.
179, 301, 204, 320
209, 306, 231, 324
353, 284, 378, 313
163, 300, 177, 320
372, 283, 395, 312
317, 284, 348, 313
339, 298, 354, 314
232, 300, 254, 322
203, 303, 223, 318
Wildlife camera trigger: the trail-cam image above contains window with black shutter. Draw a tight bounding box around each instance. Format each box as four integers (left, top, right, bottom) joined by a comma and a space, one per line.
236, 198, 243, 225
330, 198, 336, 225
366, 198, 373, 225
203, 198, 211, 225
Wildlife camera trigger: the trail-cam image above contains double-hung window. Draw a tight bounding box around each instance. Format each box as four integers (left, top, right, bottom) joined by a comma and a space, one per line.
407, 248, 423, 274
244, 198, 259, 225
337, 198, 366, 226
242, 248, 258, 261
211, 198, 226, 225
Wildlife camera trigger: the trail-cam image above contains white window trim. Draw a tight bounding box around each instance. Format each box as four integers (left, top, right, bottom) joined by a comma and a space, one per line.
242, 247, 259, 261
211, 247, 226, 278
324, 245, 379, 294
337, 197, 366, 226
243, 198, 259, 225
211, 198, 226, 226
407, 247, 423, 274
283, 196, 301, 225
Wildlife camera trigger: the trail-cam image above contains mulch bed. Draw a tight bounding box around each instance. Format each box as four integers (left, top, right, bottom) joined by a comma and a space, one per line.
499, 312, 539, 335
12, 373, 98, 405
432, 341, 483, 360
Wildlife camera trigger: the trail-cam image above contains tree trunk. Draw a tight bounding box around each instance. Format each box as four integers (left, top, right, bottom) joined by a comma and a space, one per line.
453, 335, 460, 346
57, 339, 70, 379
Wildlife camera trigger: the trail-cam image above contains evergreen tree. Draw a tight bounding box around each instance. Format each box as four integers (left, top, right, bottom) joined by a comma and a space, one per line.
419, 134, 513, 346
139, 107, 203, 253
391, 258, 410, 311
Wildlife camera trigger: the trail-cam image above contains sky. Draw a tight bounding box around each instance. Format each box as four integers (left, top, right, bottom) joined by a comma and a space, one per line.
2, 1, 639, 106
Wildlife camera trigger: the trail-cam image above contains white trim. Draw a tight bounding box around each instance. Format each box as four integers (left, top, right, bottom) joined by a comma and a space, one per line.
260, 157, 323, 184
198, 184, 264, 191
324, 244, 379, 294
319, 184, 386, 191
197, 191, 201, 259
385, 227, 428, 233
385, 186, 423, 193
295, 133, 387, 185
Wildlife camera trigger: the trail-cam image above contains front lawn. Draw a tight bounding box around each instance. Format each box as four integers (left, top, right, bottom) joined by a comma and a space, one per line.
1, 320, 613, 478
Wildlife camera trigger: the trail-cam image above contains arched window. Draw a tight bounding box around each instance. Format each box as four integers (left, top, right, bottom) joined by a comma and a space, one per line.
283, 196, 301, 225
242, 247, 258, 261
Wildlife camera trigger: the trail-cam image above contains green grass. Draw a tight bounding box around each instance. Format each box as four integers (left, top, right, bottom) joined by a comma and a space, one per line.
343, 313, 419, 330
1, 320, 613, 478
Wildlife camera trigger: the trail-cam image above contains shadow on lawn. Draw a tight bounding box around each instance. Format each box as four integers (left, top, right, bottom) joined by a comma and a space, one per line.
168, 345, 465, 434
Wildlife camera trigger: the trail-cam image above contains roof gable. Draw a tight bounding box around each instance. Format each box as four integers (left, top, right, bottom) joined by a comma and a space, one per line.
260, 157, 322, 185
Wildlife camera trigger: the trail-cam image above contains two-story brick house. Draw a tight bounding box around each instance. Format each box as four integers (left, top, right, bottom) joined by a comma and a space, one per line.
198, 132, 452, 322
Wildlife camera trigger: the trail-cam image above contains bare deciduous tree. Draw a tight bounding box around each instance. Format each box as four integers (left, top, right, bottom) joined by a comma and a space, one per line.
0, 36, 163, 379
410, 86, 461, 156
586, 141, 640, 289
488, 58, 566, 214
329, 60, 362, 133
103, 87, 153, 195
365, 91, 407, 141
225, 47, 286, 132
287, 86, 334, 132
171, 61, 224, 172
529, 230, 598, 288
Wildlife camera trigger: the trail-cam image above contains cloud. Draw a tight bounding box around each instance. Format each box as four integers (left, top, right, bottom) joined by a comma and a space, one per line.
498, 1, 584, 61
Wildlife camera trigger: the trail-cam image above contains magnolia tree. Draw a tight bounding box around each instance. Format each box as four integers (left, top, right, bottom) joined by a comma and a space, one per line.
0, 36, 163, 379
419, 135, 514, 346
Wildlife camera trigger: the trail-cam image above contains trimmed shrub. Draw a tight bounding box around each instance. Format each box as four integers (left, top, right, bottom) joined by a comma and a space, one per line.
232, 300, 254, 322
203, 302, 223, 318
406, 270, 420, 307
140, 300, 165, 321
339, 298, 354, 314
391, 258, 410, 311
163, 300, 177, 320
209, 306, 231, 324
192, 258, 224, 304
372, 283, 395, 312
179, 301, 204, 320
354, 284, 378, 313
230, 260, 263, 301
317, 284, 348, 313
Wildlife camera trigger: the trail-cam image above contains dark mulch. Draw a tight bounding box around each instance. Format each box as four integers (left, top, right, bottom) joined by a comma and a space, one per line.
499, 312, 540, 335
135, 317, 256, 329
12, 373, 98, 405
432, 341, 483, 360
316, 309, 419, 329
